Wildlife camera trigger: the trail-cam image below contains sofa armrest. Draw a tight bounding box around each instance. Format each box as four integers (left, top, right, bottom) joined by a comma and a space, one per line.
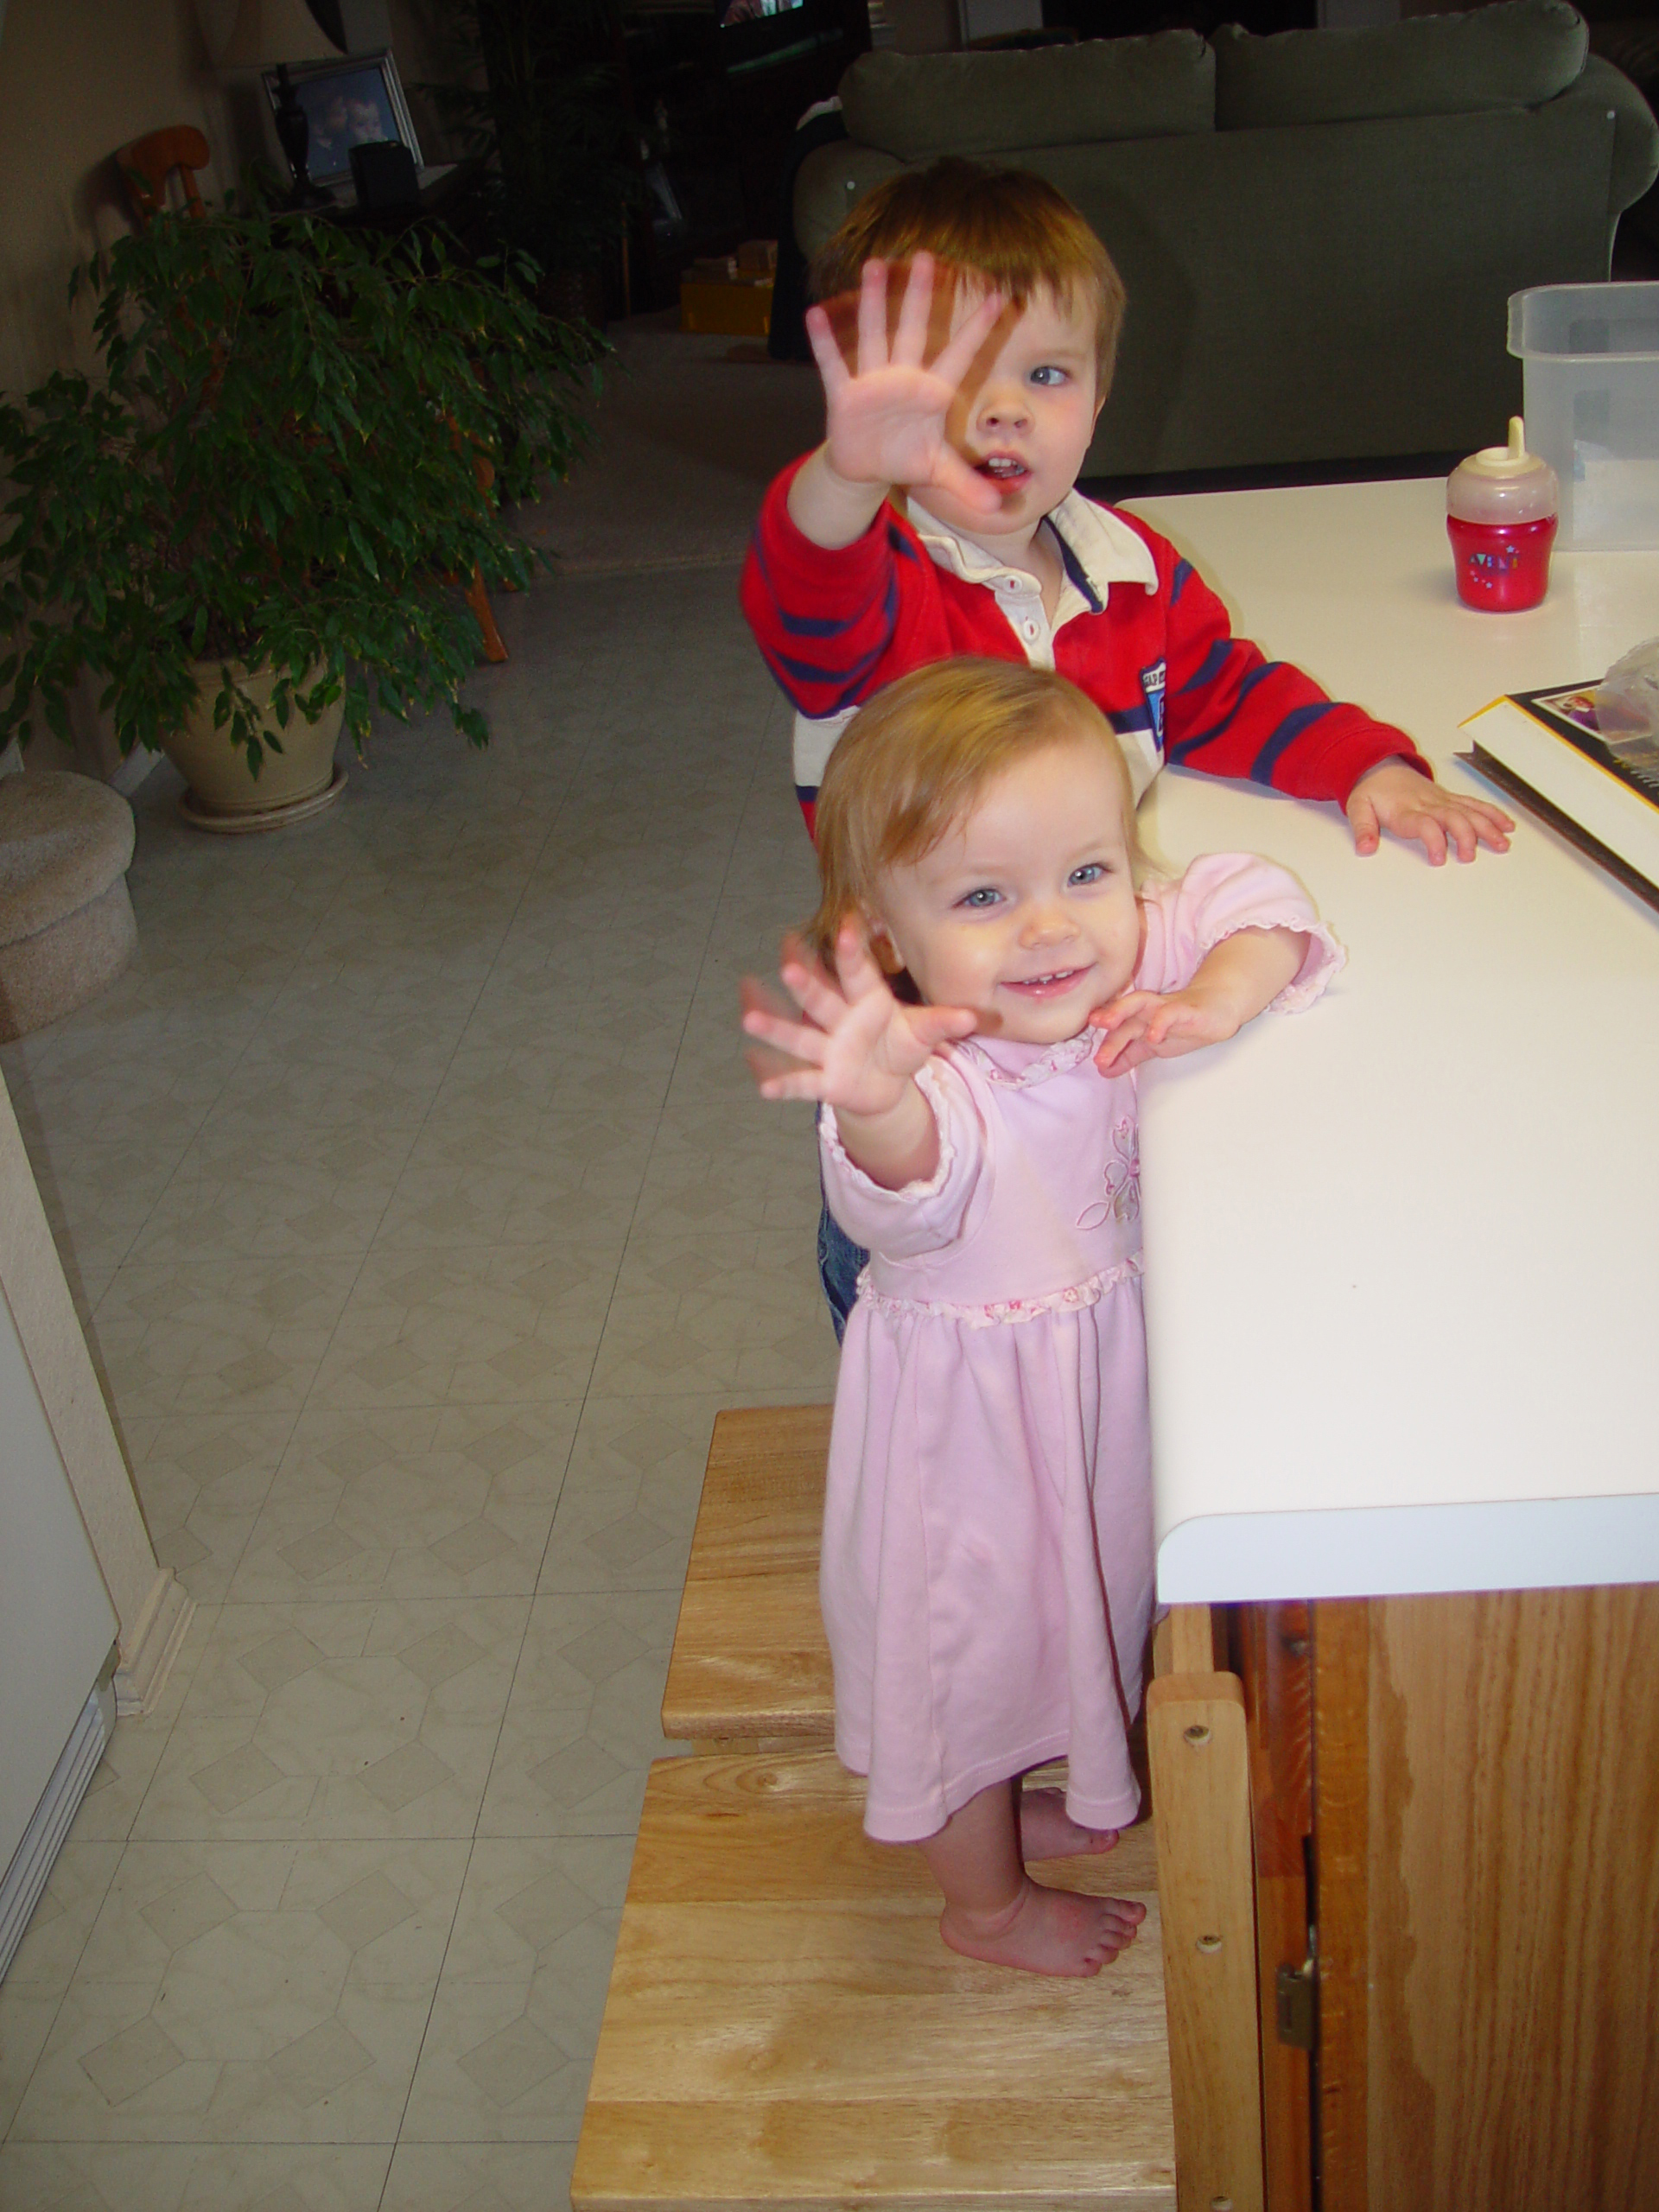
1551, 49, 1659, 230
793, 141, 905, 266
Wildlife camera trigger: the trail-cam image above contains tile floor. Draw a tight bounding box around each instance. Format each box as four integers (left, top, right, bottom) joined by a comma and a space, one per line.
0, 563, 837, 2210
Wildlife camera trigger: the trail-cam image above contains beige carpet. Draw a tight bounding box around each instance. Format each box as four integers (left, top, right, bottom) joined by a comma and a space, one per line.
520, 311, 825, 576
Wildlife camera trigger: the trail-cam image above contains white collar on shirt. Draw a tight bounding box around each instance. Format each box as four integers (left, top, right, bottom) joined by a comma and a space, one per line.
904, 489, 1159, 625
787, 492, 1161, 796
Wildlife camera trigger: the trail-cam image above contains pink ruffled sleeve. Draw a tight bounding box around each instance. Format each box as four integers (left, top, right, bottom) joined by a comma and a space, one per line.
1135, 853, 1344, 1013
819, 1058, 991, 1261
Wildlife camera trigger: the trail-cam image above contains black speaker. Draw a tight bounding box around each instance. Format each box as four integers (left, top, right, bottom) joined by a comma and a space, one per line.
349, 139, 420, 213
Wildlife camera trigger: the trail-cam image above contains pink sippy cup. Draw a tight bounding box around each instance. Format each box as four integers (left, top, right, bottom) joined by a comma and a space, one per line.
1446, 417, 1559, 612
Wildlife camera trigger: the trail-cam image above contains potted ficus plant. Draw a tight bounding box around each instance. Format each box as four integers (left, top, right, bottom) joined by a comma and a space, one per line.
0, 185, 603, 824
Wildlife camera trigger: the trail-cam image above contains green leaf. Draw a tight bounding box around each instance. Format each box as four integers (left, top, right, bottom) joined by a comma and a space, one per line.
1, 194, 595, 766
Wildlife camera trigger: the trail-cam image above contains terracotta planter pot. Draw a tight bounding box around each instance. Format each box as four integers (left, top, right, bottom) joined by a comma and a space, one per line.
162, 662, 345, 826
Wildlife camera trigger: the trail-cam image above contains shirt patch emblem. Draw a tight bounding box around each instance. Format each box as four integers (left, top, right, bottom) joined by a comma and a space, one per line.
1141, 660, 1167, 751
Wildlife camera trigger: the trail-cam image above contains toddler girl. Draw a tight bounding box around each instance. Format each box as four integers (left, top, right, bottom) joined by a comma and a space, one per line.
741, 658, 1343, 1979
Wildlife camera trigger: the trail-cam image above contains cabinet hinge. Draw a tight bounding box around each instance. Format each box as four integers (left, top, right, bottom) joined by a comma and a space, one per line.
1275, 1958, 1317, 2051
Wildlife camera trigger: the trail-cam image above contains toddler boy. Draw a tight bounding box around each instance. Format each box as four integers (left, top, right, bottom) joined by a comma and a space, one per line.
741, 156, 1513, 864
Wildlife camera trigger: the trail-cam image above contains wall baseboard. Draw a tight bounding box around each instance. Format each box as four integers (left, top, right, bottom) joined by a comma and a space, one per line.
0, 740, 161, 798
114, 1569, 195, 1718
110, 747, 163, 799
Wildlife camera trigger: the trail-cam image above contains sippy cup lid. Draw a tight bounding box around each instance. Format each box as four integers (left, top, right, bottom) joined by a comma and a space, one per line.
1446, 417, 1559, 524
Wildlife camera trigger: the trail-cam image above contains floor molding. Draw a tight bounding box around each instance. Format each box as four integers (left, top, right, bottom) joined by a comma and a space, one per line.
113, 1567, 195, 1718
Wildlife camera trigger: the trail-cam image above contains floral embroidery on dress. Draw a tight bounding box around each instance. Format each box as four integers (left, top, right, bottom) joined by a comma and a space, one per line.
856, 1252, 1142, 1328
1076, 1116, 1141, 1230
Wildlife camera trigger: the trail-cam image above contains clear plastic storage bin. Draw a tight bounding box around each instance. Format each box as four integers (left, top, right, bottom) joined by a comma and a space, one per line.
1508, 283, 1659, 550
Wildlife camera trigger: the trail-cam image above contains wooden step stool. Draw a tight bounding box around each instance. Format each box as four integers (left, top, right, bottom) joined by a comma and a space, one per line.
663, 1405, 835, 1754
627, 1404, 1267, 2211
571, 1747, 1174, 2211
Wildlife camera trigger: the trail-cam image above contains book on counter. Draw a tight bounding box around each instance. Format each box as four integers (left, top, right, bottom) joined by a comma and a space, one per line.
1459, 681, 1659, 908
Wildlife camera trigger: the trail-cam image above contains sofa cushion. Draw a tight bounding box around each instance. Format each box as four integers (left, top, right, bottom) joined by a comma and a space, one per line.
1213, 0, 1589, 130
837, 35, 1215, 162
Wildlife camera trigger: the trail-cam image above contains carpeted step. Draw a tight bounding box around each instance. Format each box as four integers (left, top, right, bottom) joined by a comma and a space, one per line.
663, 1405, 836, 1753
0, 771, 137, 1042
571, 1748, 1173, 2211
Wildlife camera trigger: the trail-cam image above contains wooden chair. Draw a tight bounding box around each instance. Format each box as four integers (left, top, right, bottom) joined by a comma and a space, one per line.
116, 125, 210, 227
441, 420, 511, 665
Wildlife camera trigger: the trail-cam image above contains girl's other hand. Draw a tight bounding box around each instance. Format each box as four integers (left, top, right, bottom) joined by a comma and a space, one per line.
805, 254, 1007, 516
741, 924, 976, 1117
1089, 985, 1249, 1076
1091, 923, 1309, 1074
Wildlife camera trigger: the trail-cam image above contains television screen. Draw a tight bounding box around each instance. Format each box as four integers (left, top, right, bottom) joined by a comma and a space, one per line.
720, 0, 806, 23
263, 51, 423, 188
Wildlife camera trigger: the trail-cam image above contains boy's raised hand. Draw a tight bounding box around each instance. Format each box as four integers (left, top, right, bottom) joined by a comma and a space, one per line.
798, 255, 1008, 534
741, 925, 975, 1119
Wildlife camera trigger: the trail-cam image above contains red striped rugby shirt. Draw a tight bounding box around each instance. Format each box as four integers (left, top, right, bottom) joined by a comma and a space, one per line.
741, 456, 1428, 836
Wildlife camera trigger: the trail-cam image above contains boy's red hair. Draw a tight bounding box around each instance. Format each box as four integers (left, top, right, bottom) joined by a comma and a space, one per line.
810, 157, 1127, 393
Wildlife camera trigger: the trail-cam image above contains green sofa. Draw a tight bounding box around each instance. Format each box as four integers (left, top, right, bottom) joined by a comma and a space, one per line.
791, 0, 1659, 476
1576, 0, 1659, 245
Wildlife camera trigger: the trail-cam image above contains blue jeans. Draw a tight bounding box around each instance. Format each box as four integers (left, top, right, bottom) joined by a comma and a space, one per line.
816, 1164, 868, 1347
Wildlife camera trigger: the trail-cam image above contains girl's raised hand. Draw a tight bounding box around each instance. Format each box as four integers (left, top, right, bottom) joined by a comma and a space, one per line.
741, 923, 976, 1118
805, 254, 1007, 516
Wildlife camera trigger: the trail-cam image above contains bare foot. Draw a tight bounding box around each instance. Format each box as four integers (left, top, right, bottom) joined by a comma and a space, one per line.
939, 1877, 1146, 1978
1019, 1786, 1120, 1862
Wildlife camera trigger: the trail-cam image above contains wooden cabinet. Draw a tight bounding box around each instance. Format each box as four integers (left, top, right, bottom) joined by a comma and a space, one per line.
1236, 1603, 1313, 2212
1221, 1589, 1659, 2212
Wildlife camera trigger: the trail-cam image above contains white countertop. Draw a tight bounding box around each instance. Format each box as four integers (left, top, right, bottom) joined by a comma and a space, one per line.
1121, 476, 1659, 1602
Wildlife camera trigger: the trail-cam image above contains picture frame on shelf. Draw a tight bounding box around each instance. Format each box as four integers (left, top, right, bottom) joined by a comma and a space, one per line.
262, 48, 422, 190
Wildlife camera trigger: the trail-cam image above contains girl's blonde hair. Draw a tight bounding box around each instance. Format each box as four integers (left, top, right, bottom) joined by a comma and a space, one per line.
806, 659, 1143, 969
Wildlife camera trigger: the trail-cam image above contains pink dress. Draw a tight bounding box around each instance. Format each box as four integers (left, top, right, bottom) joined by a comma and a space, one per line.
819, 853, 1343, 1843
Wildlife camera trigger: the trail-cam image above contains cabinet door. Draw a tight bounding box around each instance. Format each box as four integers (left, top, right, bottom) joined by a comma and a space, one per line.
1362, 1588, 1659, 2212
1296, 1589, 1659, 2212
